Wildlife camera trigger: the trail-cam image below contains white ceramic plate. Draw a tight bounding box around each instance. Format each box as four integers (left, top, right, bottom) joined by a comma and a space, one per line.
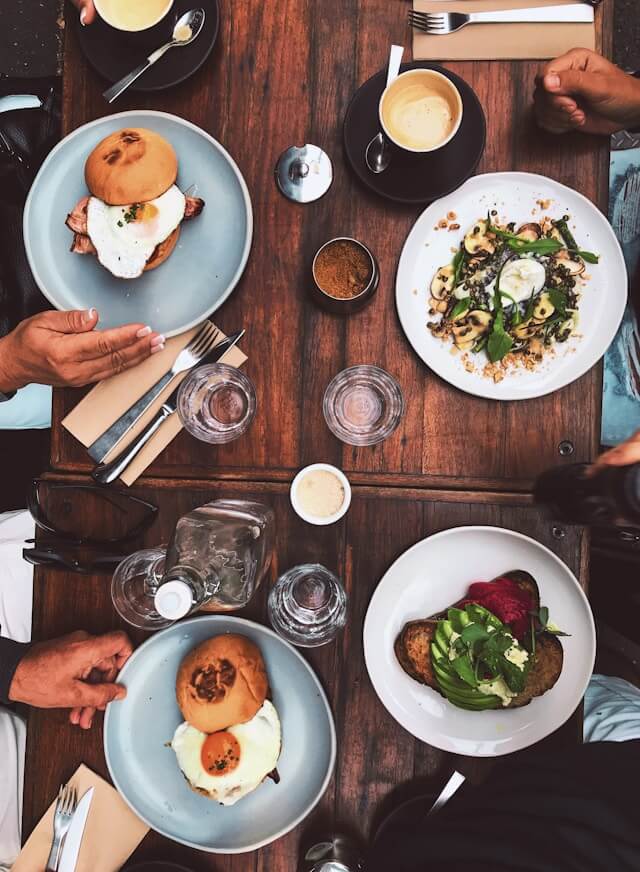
396, 172, 627, 400
363, 526, 595, 756
24, 111, 253, 337
104, 616, 336, 853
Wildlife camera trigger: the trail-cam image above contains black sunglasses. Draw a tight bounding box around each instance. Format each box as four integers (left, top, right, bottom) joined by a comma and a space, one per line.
27, 479, 158, 545
24, 480, 158, 573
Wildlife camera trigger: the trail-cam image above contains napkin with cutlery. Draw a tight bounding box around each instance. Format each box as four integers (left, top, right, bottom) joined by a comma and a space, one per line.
412, 0, 596, 61
62, 323, 246, 486
12, 763, 149, 872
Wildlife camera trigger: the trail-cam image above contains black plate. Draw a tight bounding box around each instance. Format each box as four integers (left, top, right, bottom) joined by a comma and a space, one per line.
343, 61, 486, 205
77, 0, 219, 93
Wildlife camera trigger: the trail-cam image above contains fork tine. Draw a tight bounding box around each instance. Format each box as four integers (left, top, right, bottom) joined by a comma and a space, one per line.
408, 12, 446, 32
189, 321, 216, 356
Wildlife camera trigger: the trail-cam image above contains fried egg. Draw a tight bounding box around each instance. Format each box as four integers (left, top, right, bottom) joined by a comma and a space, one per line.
86, 184, 186, 279
171, 699, 282, 806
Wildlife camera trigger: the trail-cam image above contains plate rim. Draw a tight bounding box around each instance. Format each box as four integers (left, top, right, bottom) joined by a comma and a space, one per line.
342, 60, 486, 205
76, 0, 220, 93
363, 524, 596, 757
103, 614, 337, 854
395, 170, 628, 400
23, 109, 253, 338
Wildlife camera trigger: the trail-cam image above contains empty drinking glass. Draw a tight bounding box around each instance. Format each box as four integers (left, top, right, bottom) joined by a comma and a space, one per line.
268, 564, 347, 647
177, 363, 256, 444
323, 365, 403, 446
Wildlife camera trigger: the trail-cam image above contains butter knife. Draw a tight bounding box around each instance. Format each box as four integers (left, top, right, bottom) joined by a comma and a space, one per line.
88, 331, 244, 463
91, 331, 244, 485
57, 787, 94, 872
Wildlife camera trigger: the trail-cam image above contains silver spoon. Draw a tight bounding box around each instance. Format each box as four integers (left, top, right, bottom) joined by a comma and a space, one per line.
365, 44, 404, 174
103, 8, 206, 104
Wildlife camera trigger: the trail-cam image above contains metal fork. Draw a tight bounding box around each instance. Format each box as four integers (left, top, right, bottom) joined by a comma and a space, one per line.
87, 320, 222, 462
45, 783, 77, 872
408, 4, 594, 34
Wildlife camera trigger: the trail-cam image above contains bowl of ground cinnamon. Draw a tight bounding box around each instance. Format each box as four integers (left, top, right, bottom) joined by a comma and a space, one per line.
311, 237, 379, 313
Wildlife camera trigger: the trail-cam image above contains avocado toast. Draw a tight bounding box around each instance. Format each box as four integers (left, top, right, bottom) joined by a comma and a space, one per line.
395, 570, 564, 711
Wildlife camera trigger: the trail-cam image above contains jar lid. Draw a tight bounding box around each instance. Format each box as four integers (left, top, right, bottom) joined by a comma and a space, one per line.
275, 144, 333, 203
154, 580, 193, 620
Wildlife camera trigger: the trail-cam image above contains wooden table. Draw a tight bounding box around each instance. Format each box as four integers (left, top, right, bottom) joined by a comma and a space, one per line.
23, 0, 611, 868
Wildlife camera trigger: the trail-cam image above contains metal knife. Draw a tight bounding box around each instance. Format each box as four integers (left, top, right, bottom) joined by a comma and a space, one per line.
88, 331, 244, 463
91, 330, 244, 485
57, 787, 94, 872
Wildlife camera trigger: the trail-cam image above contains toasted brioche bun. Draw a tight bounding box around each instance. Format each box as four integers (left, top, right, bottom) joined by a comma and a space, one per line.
143, 226, 180, 272
85, 128, 177, 205
176, 634, 269, 734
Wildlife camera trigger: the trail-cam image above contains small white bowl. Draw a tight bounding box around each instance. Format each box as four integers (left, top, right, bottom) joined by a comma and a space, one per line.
290, 463, 352, 526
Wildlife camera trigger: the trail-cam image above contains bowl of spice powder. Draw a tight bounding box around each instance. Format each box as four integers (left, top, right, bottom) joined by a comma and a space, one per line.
312, 236, 379, 313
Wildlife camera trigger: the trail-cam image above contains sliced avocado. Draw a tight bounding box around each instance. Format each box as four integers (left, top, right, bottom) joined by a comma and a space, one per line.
441, 619, 454, 641
434, 624, 451, 657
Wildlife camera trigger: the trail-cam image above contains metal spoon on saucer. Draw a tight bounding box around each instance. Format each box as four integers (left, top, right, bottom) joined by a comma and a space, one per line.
103, 8, 205, 104
365, 43, 404, 175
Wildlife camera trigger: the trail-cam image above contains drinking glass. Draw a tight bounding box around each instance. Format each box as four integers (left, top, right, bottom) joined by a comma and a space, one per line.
177, 363, 256, 444
268, 564, 347, 647
323, 365, 403, 446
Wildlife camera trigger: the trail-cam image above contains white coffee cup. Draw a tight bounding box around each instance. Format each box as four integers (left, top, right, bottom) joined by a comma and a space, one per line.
379, 68, 463, 154
93, 0, 174, 32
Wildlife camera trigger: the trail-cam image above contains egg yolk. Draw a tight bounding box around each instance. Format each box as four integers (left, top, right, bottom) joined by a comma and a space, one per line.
137, 202, 159, 222
201, 731, 241, 776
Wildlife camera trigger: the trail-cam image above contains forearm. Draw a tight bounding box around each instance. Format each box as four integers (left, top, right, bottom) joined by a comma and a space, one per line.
0, 637, 31, 705
0, 334, 23, 394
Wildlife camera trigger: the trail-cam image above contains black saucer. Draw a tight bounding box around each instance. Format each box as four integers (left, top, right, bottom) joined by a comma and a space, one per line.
77, 0, 219, 93
343, 61, 486, 205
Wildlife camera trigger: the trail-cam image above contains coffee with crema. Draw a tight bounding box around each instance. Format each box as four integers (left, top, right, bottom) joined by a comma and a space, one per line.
380, 70, 462, 153
94, 0, 172, 31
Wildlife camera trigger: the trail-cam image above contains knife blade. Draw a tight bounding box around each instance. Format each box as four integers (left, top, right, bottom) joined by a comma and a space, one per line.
88, 330, 244, 463
57, 787, 94, 872
91, 330, 244, 485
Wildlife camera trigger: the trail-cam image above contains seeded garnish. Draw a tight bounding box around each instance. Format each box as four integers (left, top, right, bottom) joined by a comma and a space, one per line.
123, 203, 141, 223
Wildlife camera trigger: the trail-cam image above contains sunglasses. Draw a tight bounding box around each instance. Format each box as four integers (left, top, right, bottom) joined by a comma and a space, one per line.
24, 479, 158, 572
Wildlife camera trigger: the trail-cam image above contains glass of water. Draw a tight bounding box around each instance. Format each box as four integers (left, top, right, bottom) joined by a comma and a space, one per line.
268, 564, 347, 647
323, 365, 403, 446
177, 363, 256, 444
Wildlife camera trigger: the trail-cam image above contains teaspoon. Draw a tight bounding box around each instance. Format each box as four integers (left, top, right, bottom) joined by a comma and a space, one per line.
365, 44, 404, 175
103, 8, 206, 104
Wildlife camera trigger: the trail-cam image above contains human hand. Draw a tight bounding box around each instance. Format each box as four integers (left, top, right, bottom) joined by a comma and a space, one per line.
534, 48, 640, 135
9, 630, 133, 730
592, 429, 640, 472
0, 308, 164, 392
71, 0, 96, 26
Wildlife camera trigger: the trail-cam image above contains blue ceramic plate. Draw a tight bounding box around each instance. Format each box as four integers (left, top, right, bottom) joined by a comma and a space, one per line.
24, 111, 252, 337
103, 616, 336, 853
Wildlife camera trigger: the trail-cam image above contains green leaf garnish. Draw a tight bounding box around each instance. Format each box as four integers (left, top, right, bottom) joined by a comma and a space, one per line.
450, 297, 471, 320
452, 248, 465, 285
547, 287, 568, 316
487, 309, 513, 362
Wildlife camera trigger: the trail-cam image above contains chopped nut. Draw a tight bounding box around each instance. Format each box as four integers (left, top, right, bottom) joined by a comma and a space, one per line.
438, 218, 448, 229
447, 211, 457, 221
448, 223, 460, 231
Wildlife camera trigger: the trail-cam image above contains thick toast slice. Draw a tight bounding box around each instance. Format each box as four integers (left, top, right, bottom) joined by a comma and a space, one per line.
394, 620, 438, 689
394, 570, 563, 707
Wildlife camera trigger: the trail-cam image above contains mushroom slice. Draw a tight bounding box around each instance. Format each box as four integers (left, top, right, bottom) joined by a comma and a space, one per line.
532, 292, 555, 323
554, 250, 585, 276
556, 318, 575, 342
464, 219, 496, 257
466, 310, 492, 336
547, 226, 563, 243
456, 338, 476, 353
516, 222, 541, 242
452, 310, 491, 345
513, 319, 540, 340
430, 263, 455, 300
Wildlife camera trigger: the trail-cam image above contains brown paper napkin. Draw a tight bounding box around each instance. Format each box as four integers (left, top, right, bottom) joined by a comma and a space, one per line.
12, 764, 148, 872
62, 324, 246, 486
413, 0, 596, 61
